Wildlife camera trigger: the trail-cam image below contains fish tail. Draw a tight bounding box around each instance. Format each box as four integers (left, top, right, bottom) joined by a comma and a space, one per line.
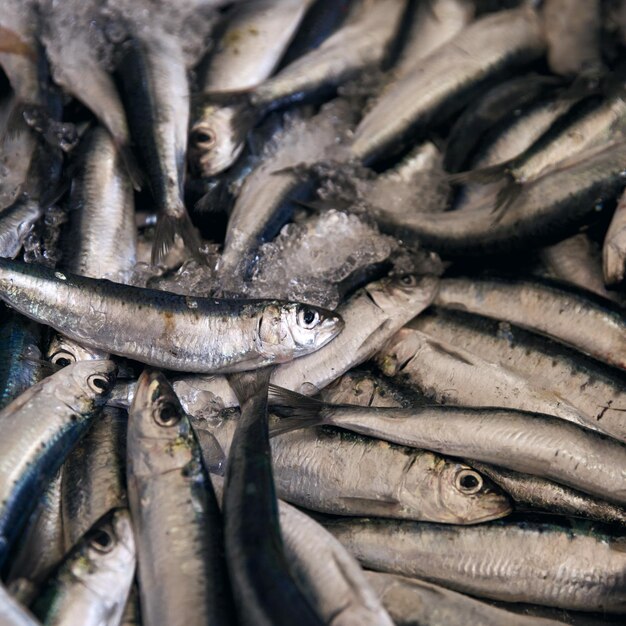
117, 143, 144, 192
491, 180, 523, 223
229, 367, 274, 405
151, 209, 202, 266
447, 163, 510, 186
268, 384, 327, 437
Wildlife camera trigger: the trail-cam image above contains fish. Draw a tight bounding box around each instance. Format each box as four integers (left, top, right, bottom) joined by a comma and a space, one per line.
349, 6, 546, 164
0, 359, 115, 567
30, 509, 136, 626
268, 386, 626, 506
194, 405, 511, 523
365, 571, 567, 626
190, 0, 315, 176
435, 274, 626, 370
324, 517, 626, 612
0, 258, 343, 373
604, 187, 626, 285
127, 370, 234, 626
0, 583, 39, 626
223, 368, 324, 625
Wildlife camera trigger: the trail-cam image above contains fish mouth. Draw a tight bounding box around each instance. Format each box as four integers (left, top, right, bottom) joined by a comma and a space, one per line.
462, 501, 513, 525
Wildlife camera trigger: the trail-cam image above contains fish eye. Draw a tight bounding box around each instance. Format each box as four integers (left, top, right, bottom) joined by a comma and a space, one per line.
88, 528, 115, 553
400, 275, 417, 287
87, 374, 111, 394
193, 128, 216, 148
50, 350, 76, 368
455, 469, 483, 495
297, 305, 320, 329
154, 401, 181, 427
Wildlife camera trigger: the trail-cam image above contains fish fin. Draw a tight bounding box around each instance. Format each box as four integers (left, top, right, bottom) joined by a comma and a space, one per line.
117, 143, 144, 192
491, 181, 523, 223
151, 210, 202, 267
267, 384, 327, 436
228, 366, 274, 406
447, 163, 510, 186
189, 420, 228, 476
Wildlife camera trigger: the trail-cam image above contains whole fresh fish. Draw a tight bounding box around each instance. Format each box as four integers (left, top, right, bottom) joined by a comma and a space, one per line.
349, 7, 546, 164
60, 407, 127, 550
376, 327, 592, 427
128, 370, 234, 626
118, 32, 198, 265
324, 517, 626, 612
410, 308, 626, 441
197, 406, 511, 523
0, 307, 44, 410
365, 571, 567, 626
0, 258, 343, 373
604, 187, 626, 285
30, 510, 135, 626
211, 474, 394, 626
271, 274, 438, 393
190, 0, 315, 176
223, 368, 323, 626
435, 275, 626, 370
373, 140, 626, 257
0, 359, 115, 566
269, 386, 626, 506
470, 462, 626, 526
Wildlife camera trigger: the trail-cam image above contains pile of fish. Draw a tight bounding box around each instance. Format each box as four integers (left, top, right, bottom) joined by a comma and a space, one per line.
3, 0, 626, 624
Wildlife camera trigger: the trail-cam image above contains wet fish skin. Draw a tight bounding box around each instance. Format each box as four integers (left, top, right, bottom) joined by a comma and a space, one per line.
365, 571, 567, 626
199, 406, 511, 524
128, 370, 234, 626
0, 359, 116, 567
31, 509, 135, 626
0, 583, 39, 626
0, 258, 343, 373
349, 7, 546, 164
604, 187, 626, 285
224, 368, 323, 626
435, 274, 626, 370
324, 517, 626, 612
269, 386, 626, 506
469, 462, 626, 526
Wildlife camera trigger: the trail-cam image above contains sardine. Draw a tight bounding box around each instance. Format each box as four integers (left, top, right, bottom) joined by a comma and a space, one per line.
31, 510, 136, 626
0, 258, 343, 373
349, 7, 546, 164
0, 359, 115, 566
223, 368, 323, 626
324, 517, 626, 612
604, 187, 626, 285
128, 370, 234, 626
435, 274, 626, 370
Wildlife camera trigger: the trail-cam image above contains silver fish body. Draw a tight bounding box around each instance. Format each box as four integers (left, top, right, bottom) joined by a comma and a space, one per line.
31, 510, 136, 626
604, 187, 626, 285
0, 359, 115, 566
0, 584, 39, 626
325, 518, 626, 612
0, 258, 343, 373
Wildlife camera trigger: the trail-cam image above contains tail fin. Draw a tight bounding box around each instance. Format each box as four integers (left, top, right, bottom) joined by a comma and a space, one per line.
229, 366, 274, 406
447, 162, 510, 186
151, 209, 202, 267
268, 385, 327, 437
117, 143, 144, 192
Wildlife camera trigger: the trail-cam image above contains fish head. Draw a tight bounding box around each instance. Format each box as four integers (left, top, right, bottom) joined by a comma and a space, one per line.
258, 302, 344, 361
436, 460, 512, 524
70, 509, 136, 600
364, 275, 439, 316
189, 103, 251, 176
47, 333, 109, 365
58, 359, 117, 415
128, 370, 196, 476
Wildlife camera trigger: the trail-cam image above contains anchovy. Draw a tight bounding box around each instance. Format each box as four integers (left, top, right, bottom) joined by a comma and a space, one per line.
128, 370, 234, 626
31, 510, 136, 626
324, 517, 626, 612
0, 258, 343, 373
470, 462, 626, 526
365, 571, 567, 626
604, 187, 626, 285
410, 307, 626, 441
435, 274, 626, 370
268, 386, 626, 506
349, 7, 546, 164
0, 359, 115, 566
195, 406, 511, 523
224, 368, 323, 626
